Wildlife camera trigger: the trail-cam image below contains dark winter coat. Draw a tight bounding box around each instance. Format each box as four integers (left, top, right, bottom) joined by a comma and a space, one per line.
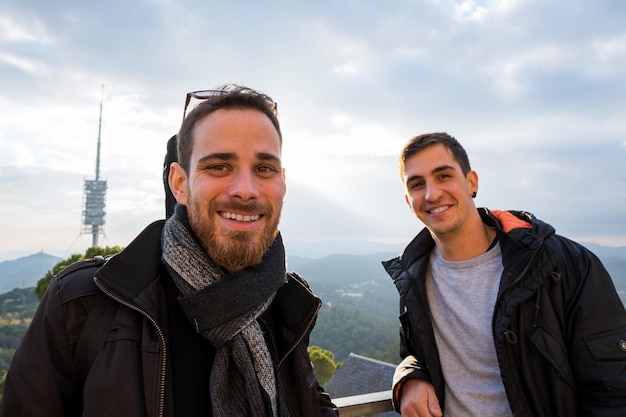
1, 221, 338, 417
383, 209, 626, 417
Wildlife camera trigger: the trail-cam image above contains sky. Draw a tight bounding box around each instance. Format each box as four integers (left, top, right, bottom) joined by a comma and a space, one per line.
1, 0, 625, 261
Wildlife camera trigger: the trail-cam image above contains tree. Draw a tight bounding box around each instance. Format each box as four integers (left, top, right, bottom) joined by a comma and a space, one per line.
0, 369, 6, 398
362, 341, 401, 365
309, 346, 339, 386
34, 246, 123, 300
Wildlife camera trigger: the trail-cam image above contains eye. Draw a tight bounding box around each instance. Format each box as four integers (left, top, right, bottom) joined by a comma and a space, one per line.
408, 181, 424, 190
208, 164, 226, 171
256, 164, 281, 177
203, 164, 231, 176
437, 171, 454, 181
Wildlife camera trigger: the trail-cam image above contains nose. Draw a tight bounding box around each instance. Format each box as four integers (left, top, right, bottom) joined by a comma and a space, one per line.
228, 170, 260, 200
424, 181, 442, 202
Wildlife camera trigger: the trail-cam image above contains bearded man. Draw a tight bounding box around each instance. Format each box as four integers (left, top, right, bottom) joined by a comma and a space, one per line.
1, 85, 338, 417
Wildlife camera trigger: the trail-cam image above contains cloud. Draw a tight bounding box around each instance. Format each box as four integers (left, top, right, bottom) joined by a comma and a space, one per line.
0, 0, 625, 261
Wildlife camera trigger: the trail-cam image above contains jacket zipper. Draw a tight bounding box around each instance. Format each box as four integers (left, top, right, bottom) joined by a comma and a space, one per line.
492, 240, 543, 337
94, 277, 167, 417
491, 239, 543, 415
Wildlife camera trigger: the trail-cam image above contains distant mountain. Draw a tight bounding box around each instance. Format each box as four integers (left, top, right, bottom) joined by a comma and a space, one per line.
289, 252, 398, 287
286, 255, 316, 270
579, 242, 626, 261
286, 239, 626, 263
3, 244, 623, 295
0, 252, 62, 293
285, 239, 405, 259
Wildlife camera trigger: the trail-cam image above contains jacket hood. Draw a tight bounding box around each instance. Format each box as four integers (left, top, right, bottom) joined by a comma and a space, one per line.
483, 209, 555, 244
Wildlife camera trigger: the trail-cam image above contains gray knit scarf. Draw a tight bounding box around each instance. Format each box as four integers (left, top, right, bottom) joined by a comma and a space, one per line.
162, 205, 287, 417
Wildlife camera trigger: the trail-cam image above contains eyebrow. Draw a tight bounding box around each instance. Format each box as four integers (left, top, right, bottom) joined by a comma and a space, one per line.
256, 152, 282, 164
196, 152, 282, 165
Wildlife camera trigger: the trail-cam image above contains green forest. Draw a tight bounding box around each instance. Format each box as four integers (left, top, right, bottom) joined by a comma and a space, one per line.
0, 287, 40, 394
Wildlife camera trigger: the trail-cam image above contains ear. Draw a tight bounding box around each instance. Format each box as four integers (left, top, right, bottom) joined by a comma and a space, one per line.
168, 162, 188, 206
467, 170, 478, 197
281, 168, 287, 198
404, 193, 414, 213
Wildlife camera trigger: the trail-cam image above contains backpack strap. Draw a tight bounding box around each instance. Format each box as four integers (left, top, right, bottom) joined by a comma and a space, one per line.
67, 259, 120, 417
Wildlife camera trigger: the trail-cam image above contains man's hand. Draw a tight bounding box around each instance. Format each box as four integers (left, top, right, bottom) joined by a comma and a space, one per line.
399, 378, 442, 417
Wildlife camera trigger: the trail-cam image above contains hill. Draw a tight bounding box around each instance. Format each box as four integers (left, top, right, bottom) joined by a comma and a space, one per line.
0, 246, 624, 363
0, 252, 62, 293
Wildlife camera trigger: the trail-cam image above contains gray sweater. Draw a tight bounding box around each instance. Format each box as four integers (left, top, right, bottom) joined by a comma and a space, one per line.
426, 243, 513, 417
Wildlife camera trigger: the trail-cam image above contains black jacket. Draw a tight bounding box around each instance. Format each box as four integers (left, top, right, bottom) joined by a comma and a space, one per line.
383, 209, 626, 417
1, 221, 338, 417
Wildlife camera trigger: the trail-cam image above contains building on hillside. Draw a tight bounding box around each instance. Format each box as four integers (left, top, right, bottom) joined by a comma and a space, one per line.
325, 353, 399, 416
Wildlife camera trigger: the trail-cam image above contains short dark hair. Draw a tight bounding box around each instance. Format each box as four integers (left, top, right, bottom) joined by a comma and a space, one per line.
399, 132, 471, 177
177, 84, 281, 173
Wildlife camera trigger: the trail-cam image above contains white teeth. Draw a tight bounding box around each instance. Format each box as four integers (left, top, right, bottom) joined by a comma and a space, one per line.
430, 206, 448, 214
221, 212, 260, 222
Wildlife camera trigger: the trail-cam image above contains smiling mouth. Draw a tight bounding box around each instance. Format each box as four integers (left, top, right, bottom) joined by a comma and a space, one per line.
429, 206, 449, 214
220, 211, 261, 222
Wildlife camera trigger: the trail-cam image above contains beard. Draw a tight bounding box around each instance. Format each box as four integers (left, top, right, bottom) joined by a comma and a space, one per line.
186, 197, 282, 271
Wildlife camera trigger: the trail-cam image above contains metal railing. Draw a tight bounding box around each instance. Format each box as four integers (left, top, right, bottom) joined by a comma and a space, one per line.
334, 390, 396, 416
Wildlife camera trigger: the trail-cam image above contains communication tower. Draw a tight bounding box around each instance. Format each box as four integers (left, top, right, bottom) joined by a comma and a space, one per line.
82, 86, 107, 247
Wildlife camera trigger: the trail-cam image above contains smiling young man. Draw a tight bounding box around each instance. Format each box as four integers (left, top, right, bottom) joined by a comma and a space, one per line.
1, 85, 338, 417
383, 132, 626, 417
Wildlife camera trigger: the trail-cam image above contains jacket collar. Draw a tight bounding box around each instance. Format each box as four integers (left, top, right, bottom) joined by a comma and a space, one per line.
272, 271, 322, 338
95, 220, 166, 302
385, 208, 556, 272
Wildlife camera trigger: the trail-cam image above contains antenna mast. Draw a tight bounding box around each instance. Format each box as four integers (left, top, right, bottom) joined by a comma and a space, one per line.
82, 85, 108, 247
96, 85, 103, 181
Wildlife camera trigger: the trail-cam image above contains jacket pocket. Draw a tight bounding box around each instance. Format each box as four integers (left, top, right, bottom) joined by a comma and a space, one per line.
583, 328, 626, 398
530, 326, 576, 390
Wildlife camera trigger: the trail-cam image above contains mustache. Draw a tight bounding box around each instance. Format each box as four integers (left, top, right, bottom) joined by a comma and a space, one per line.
210, 200, 272, 216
